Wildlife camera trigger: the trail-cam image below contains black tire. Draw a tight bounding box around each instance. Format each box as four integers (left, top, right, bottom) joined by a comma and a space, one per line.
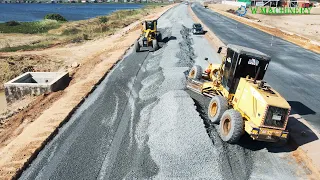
151, 39, 158, 52
135, 41, 140, 52
188, 65, 202, 79
207, 95, 228, 124
219, 109, 243, 143
157, 32, 162, 42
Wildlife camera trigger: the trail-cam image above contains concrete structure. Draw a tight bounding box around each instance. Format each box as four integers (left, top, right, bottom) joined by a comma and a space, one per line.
4, 72, 70, 103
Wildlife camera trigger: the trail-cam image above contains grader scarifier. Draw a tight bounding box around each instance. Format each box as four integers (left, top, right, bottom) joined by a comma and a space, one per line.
187, 44, 291, 144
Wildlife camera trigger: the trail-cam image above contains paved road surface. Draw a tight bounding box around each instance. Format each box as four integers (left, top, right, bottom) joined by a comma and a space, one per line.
192, 3, 320, 131
20, 4, 312, 180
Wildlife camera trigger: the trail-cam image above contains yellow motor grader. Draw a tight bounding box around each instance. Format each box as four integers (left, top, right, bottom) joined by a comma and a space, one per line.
187, 44, 291, 144
135, 20, 162, 52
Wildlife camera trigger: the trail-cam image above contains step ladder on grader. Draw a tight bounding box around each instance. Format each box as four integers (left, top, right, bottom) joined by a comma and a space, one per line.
187, 44, 291, 144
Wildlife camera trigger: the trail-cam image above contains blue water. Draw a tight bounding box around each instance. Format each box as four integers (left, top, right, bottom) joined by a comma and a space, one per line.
0, 3, 144, 22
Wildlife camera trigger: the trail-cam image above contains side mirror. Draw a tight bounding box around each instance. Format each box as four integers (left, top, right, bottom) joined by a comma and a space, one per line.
217, 47, 222, 54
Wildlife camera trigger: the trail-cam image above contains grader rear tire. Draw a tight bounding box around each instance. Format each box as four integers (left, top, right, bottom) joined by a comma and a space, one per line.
157, 32, 162, 42
135, 41, 140, 52
207, 95, 228, 124
219, 109, 243, 143
188, 65, 202, 80
152, 39, 158, 52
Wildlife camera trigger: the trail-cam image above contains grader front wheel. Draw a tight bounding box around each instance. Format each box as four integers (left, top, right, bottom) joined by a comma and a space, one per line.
189, 65, 202, 80
207, 96, 228, 124
219, 109, 243, 143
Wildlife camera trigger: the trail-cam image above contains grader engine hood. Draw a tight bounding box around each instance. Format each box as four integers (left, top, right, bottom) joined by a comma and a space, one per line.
233, 78, 291, 141
249, 80, 290, 129
232, 79, 291, 142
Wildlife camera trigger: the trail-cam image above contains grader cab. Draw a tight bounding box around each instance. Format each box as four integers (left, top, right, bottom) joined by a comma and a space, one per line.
187, 44, 290, 144
135, 20, 162, 52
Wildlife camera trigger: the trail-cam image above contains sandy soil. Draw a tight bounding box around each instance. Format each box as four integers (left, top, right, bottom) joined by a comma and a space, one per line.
0, 4, 176, 179
208, 4, 320, 53
0, 91, 6, 113
0, 34, 47, 49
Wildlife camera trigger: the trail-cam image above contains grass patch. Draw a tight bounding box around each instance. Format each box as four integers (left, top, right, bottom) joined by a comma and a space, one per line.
54, 5, 163, 39
0, 20, 62, 34
61, 27, 81, 35
0, 42, 54, 52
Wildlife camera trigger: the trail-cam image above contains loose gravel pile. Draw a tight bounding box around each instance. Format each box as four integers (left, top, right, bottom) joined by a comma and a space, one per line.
176, 25, 196, 68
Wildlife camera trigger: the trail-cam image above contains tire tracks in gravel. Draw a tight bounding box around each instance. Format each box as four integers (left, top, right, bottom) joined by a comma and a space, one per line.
108, 28, 172, 179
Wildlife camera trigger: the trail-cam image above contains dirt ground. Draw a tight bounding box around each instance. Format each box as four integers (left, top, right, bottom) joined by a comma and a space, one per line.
0, 34, 46, 49
209, 4, 320, 43
0, 4, 175, 179
0, 55, 63, 90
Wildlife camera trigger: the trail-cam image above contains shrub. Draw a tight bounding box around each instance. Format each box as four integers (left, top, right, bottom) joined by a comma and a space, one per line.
83, 34, 89, 40
70, 36, 83, 43
5, 21, 20, 26
44, 14, 67, 22
62, 27, 80, 35
99, 16, 108, 23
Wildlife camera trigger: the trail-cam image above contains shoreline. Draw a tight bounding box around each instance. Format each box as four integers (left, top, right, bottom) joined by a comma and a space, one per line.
0, 3, 148, 23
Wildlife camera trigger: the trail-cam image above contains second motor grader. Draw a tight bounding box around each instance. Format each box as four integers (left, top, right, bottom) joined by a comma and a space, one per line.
135, 20, 162, 52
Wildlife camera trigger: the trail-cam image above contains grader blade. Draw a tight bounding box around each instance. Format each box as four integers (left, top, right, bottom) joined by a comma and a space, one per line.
186, 78, 202, 94
186, 78, 215, 98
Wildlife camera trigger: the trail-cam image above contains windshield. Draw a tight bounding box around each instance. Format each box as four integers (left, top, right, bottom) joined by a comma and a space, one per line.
194, 24, 202, 28
236, 54, 269, 80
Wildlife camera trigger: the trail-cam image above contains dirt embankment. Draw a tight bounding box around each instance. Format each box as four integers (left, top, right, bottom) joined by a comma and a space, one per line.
208, 4, 320, 54
0, 5, 166, 92
0, 4, 176, 179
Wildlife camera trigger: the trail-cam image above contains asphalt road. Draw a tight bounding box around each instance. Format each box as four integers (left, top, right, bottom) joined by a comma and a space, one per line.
19, 4, 313, 180
192, 3, 320, 131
